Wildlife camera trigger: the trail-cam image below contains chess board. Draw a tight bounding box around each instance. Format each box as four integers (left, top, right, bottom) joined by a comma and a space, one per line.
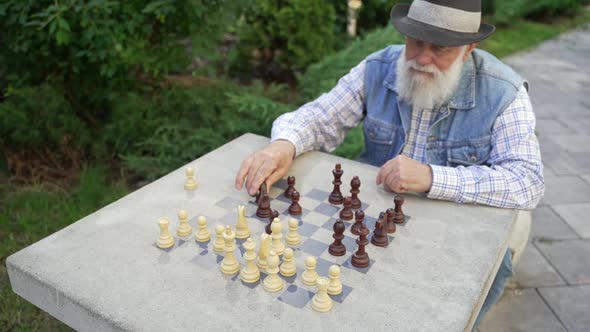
159, 175, 408, 310
7, 134, 516, 332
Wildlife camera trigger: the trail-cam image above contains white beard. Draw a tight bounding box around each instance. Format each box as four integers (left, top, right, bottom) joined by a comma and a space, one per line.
395, 47, 466, 110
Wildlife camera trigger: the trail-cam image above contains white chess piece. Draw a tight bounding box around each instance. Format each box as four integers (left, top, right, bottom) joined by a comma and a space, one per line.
279, 248, 296, 277
220, 226, 240, 275
257, 233, 271, 271
235, 205, 250, 239
263, 250, 284, 292
240, 238, 260, 283
176, 210, 192, 237
285, 218, 301, 246
213, 225, 225, 252
301, 256, 319, 285
270, 218, 285, 256
327, 265, 342, 295
311, 277, 333, 313
195, 216, 211, 242
184, 167, 198, 190
156, 218, 175, 249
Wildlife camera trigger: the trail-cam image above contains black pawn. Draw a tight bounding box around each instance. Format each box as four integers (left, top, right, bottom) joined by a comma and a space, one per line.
266, 209, 279, 235
329, 219, 346, 256
386, 208, 396, 234
256, 183, 271, 218
288, 190, 302, 216
339, 196, 353, 221
329, 164, 344, 205
284, 176, 296, 199
393, 195, 405, 224
350, 176, 361, 209
371, 215, 389, 248
351, 224, 370, 268
350, 209, 365, 236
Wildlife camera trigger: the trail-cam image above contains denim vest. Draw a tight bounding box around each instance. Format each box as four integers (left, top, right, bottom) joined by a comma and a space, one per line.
359, 45, 526, 167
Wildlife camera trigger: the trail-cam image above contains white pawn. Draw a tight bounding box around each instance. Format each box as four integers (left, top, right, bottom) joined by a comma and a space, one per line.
213, 225, 225, 252
195, 216, 211, 242
235, 205, 250, 239
176, 210, 192, 237
327, 265, 342, 295
156, 218, 175, 249
263, 250, 284, 292
285, 218, 301, 246
257, 233, 271, 271
279, 248, 296, 277
311, 277, 333, 313
220, 226, 240, 275
184, 167, 198, 190
270, 218, 285, 256
301, 256, 319, 286
240, 238, 260, 283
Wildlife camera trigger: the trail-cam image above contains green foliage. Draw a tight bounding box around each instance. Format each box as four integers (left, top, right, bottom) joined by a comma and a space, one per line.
492, 0, 586, 24
231, 0, 336, 80
0, 167, 127, 331
0, 0, 248, 115
0, 84, 90, 151
104, 83, 292, 180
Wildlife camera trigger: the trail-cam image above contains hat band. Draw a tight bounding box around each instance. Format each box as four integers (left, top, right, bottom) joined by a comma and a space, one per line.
408, 0, 481, 34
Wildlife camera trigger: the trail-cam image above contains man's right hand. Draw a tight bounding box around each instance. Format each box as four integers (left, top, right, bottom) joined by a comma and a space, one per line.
234, 140, 296, 196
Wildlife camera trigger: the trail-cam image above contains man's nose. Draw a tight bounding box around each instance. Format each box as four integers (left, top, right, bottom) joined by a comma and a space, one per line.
416, 47, 434, 66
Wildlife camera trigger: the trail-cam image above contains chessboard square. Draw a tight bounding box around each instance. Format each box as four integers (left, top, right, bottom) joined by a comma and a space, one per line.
299, 197, 323, 211
313, 202, 340, 217
304, 211, 332, 227
363, 215, 378, 230
330, 284, 353, 303
274, 194, 292, 204
190, 252, 218, 270
360, 201, 370, 211
299, 238, 329, 257
274, 178, 289, 190
298, 223, 319, 237
341, 235, 357, 253
341, 257, 376, 274
315, 256, 337, 276
278, 284, 314, 309
215, 196, 243, 210
319, 251, 351, 265
305, 189, 330, 202
321, 218, 347, 232
308, 227, 335, 244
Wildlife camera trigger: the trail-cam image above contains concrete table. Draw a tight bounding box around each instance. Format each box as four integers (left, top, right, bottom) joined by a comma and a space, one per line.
7, 133, 516, 331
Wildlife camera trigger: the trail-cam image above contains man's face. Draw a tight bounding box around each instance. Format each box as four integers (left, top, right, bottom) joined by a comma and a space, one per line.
404, 37, 474, 75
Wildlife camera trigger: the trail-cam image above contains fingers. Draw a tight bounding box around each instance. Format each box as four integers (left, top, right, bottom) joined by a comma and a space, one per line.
249, 161, 275, 195
245, 158, 265, 195
235, 157, 254, 190
266, 168, 286, 191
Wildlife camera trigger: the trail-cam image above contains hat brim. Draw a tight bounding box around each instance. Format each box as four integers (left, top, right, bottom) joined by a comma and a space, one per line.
390, 3, 495, 47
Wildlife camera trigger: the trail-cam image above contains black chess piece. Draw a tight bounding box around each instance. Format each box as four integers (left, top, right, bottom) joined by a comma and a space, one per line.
339, 196, 353, 221
350, 176, 361, 209
288, 190, 302, 216
393, 195, 405, 224
266, 209, 279, 235
371, 215, 389, 248
284, 176, 296, 199
256, 183, 272, 218
351, 224, 370, 268
350, 209, 365, 236
386, 208, 396, 234
329, 219, 346, 256
329, 164, 344, 205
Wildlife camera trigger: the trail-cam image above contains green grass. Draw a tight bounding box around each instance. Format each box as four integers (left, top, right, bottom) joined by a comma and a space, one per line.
0, 167, 128, 331
2, 9, 589, 331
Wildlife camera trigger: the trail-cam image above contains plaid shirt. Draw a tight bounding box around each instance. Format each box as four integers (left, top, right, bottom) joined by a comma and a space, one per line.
271, 60, 544, 209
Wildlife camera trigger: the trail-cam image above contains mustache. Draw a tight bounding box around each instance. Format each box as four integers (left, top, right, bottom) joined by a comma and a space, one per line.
407, 60, 441, 75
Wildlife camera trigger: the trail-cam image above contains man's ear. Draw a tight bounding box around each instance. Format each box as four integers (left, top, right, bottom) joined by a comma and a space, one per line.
463, 43, 477, 61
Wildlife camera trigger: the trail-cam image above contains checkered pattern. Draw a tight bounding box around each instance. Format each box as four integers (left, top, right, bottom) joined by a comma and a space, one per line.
271, 56, 544, 210
158, 186, 407, 310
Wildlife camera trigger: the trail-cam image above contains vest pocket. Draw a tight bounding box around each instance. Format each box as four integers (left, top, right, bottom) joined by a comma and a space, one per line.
447, 136, 493, 167
363, 116, 397, 166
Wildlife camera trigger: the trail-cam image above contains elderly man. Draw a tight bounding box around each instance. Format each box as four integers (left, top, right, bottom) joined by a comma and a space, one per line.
235, 0, 544, 326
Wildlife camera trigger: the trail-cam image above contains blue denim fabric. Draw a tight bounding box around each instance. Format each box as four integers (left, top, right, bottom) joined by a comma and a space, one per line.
359, 45, 526, 167
474, 248, 513, 329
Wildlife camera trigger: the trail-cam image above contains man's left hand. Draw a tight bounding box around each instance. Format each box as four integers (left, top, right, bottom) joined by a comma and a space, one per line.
376, 155, 433, 193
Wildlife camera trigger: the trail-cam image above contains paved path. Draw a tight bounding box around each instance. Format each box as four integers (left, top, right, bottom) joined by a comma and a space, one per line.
479, 24, 590, 332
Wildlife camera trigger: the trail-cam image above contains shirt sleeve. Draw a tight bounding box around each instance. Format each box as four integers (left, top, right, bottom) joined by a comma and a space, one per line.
427, 85, 545, 209
270, 60, 366, 157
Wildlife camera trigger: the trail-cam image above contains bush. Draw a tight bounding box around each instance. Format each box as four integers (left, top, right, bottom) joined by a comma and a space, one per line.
492, 0, 586, 24
231, 0, 336, 81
